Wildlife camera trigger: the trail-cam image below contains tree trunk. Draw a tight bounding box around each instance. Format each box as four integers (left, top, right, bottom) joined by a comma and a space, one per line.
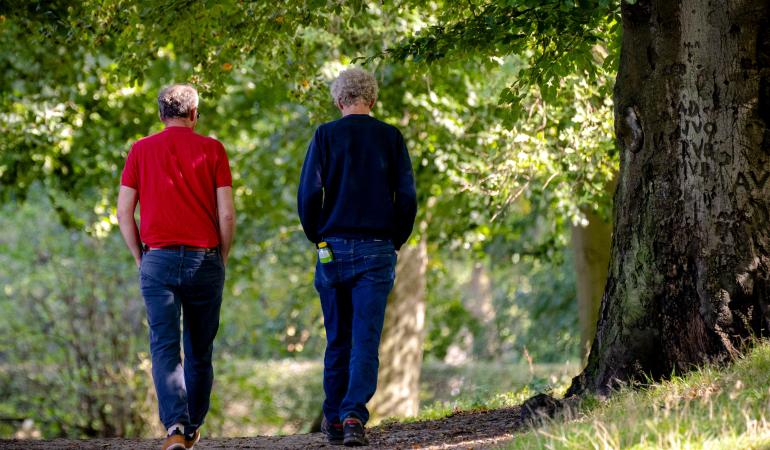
466, 261, 496, 359
571, 207, 613, 360
569, 0, 770, 396
369, 239, 428, 418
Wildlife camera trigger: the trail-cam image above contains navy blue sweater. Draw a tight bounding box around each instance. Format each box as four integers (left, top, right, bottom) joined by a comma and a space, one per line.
297, 114, 417, 249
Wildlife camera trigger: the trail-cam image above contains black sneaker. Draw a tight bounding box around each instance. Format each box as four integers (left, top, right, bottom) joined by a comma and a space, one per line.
321, 416, 344, 445
342, 417, 368, 446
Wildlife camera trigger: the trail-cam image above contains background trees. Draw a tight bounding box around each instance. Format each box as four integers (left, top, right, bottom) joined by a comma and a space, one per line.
1, 0, 620, 437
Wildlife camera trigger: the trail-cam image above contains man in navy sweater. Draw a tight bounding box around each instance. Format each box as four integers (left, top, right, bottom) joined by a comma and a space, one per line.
298, 67, 417, 446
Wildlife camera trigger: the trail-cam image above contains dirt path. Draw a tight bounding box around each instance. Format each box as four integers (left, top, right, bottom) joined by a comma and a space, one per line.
0, 406, 526, 449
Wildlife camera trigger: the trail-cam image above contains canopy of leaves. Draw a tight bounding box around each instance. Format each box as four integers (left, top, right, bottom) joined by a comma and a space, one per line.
2, 0, 618, 229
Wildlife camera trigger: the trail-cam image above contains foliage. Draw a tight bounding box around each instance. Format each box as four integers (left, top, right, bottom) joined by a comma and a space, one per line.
381, 1, 620, 233
504, 342, 770, 449
205, 359, 323, 436
210, 76, 325, 359
489, 253, 580, 362
384, 0, 620, 108
1, 0, 619, 230
0, 188, 153, 438
424, 251, 580, 364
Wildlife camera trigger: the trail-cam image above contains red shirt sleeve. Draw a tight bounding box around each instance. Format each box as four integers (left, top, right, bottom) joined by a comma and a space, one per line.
215, 143, 233, 187
121, 144, 139, 188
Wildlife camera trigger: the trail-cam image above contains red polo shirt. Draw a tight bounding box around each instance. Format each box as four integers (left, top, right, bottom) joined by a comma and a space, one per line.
121, 126, 232, 248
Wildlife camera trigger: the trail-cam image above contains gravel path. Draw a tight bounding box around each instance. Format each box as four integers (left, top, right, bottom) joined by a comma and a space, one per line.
0, 406, 526, 449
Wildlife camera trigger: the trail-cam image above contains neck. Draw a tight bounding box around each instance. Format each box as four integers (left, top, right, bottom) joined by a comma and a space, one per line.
341, 103, 372, 116
163, 118, 194, 129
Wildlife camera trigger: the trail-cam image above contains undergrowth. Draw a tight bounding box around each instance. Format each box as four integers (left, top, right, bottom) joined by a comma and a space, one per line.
504, 343, 770, 449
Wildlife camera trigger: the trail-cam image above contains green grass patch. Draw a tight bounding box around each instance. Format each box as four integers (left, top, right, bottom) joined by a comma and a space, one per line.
392, 361, 578, 424
504, 343, 770, 449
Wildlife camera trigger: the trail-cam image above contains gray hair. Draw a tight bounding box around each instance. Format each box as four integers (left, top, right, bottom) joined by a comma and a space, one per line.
157, 84, 199, 120
330, 68, 378, 107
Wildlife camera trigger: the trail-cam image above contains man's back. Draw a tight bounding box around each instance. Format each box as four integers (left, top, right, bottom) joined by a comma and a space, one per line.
121, 126, 231, 248
298, 114, 416, 248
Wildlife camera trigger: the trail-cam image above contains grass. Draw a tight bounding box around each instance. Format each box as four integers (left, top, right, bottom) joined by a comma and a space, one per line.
409, 361, 578, 423
503, 342, 770, 449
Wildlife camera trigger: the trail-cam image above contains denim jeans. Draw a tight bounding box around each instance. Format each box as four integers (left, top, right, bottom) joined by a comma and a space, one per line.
139, 247, 225, 431
314, 237, 397, 425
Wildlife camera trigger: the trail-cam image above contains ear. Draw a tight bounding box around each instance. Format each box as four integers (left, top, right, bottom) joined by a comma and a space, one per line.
189, 107, 197, 121
369, 98, 376, 109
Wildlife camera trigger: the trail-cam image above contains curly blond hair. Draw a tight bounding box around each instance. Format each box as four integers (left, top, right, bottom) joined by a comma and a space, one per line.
330, 67, 378, 107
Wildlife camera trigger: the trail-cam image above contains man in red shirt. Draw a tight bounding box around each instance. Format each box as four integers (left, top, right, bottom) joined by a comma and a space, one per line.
117, 84, 235, 450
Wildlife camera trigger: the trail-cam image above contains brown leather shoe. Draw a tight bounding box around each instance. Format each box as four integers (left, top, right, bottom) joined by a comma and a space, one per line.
185, 429, 201, 449
162, 430, 186, 450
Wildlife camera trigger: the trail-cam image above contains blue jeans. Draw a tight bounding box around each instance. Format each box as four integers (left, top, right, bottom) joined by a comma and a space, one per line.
139, 247, 225, 431
314, 237, 397, 425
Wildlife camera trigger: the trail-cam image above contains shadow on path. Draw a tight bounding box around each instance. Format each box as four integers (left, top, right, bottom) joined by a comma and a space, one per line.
0, 405, 526, 449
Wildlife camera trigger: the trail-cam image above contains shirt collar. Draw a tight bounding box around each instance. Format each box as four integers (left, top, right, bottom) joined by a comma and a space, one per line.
163, 126, 194, 132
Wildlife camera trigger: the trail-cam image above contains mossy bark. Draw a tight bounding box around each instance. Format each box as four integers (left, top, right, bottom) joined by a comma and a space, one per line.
569, 0, 770, 396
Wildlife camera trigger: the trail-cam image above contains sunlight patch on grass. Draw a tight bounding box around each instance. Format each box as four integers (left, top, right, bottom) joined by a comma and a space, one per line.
399, 388, 538, 424
503, 343, 770, 449
402, 361, 578, 425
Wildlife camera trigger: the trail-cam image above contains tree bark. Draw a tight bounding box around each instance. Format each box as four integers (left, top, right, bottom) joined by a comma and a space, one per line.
569, 0, 770, 396
465, 261, 496, 358
369, 239, 428, 418
571, 206, 613, 360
